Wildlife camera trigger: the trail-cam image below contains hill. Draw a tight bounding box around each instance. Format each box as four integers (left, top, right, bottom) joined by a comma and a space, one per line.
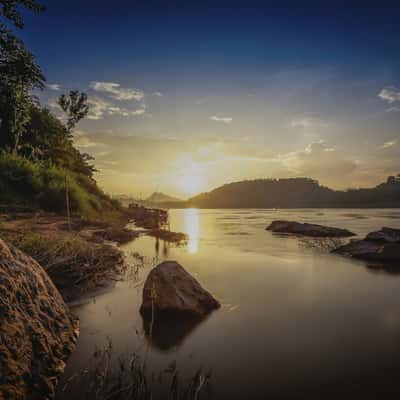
146, 192, 183, 204
186, 176, 400, 208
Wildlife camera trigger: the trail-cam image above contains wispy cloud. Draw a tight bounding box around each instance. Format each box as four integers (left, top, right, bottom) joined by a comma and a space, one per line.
210, 116, 233, 124
280, 141, 357, 186
46, 83, 61, 91
378, 87, 400, 104
153, 91, 163, 97
381, 139, 397, 149
387, 106, 400, 113
90, 81, 144, 101
87, 97, 145, 120
289, 117, 328, 129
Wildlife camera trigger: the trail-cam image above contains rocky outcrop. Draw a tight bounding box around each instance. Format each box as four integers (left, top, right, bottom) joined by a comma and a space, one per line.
266, 220, 355, 237
365, 227, 400, 243
0, 238, 79, 400
140, 261, 220, 318
334, 227, 400, 263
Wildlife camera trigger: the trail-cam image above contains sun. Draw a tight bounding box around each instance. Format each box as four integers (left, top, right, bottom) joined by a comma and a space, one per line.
178, 174, 205, 197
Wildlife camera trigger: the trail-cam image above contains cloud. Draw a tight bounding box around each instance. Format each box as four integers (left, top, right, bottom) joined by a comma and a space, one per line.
90, 81, 144, 101
378, 88, 400, 104
46, 83, 61, 91
386, 106, 400, 113
87, 97, 145, 120
289, 117, 328, 129
74, 135, 102, 148
87, 97, 109, 120
381, 140, 397, 149
210, 116, 233, 124
281, 141, 357, 186
108, 106, 145, 117
153, 91, 163, 97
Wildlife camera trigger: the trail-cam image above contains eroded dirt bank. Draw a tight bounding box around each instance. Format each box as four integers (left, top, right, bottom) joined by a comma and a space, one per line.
0, 238, 79, 399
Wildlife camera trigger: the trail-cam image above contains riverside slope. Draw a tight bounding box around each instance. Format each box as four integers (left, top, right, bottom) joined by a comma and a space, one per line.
0, 239, 79, 400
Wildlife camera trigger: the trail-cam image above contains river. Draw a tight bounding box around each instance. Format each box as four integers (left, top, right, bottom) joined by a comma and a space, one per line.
58, 208, 400, 399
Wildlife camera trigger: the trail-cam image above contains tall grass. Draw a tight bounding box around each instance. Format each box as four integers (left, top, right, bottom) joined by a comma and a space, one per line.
59, 338, 210, 400
8, 232, 125, 300
0, 152, 121, 220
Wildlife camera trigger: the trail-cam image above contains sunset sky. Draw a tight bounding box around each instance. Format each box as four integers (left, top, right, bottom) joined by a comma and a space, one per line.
23, 1, 400, 198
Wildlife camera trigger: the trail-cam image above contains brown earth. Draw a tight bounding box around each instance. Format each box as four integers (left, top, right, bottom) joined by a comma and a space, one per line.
0, 238, 79, 400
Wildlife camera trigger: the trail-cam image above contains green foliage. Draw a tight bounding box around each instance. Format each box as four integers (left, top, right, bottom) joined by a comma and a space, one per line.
1, 0, 45, 29
0, 152, 119, 219
20, 104, 96, 177
0, 0, 45, 152
0, 1, 119, 220
58, 90, 89, 133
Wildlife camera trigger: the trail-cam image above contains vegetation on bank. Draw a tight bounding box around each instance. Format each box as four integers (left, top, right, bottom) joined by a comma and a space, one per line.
0, 151, 122, 220
0, 0, 122, 221
3, 231, 125, 301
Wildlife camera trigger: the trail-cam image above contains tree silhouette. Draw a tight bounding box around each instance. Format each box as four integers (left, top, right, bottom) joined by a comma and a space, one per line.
0, 1, 45, 29
0, 0, 45, 152
58, 91, 89, 134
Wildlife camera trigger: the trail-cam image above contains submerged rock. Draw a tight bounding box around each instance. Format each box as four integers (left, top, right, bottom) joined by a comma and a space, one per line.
140, 261, 220, 318
266, 220, 355, 238
0, 238, 78, 400
334, 227, 400, 263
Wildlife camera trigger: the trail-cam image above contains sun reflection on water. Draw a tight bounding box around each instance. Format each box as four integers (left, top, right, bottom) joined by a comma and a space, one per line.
183, 208, 199, 254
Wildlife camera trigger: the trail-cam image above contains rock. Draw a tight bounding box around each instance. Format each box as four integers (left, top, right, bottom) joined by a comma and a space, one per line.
140, 261, 220, 318
0, 238, 78, 400
334, 227, 400, 263
365, 227, 400, 243
266, 220, 355, 237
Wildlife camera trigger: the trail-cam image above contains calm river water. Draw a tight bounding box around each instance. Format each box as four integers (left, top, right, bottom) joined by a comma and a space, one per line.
58, 209, 400, 399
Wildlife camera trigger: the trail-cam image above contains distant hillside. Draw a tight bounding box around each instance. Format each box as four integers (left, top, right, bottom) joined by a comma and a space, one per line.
187, 176, 400, 208
146, 192, 183, 204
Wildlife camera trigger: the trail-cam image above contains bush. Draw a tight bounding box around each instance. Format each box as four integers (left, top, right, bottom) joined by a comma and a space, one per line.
0, 152, 119, 220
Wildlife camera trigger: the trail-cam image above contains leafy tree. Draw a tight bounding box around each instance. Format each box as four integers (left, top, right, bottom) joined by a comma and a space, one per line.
0, 0, 45, 152
20, 103, 96, 178
0, 0, 45, 29
58, 91, 89, 134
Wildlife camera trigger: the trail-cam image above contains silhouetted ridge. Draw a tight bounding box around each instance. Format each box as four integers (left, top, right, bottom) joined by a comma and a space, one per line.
187, 176, 400, 208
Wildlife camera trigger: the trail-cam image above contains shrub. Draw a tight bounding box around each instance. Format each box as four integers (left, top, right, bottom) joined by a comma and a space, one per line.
0, 152, 119, 220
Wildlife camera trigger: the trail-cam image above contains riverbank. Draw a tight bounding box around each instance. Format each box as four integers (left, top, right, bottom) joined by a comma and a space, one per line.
0, 206, 183, 303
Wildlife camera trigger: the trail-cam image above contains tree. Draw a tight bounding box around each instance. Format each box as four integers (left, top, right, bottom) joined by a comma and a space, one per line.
20, 103, 96, 178
1, 1, 45, 29
58, 91, 89, 134
0, 0, 45, 152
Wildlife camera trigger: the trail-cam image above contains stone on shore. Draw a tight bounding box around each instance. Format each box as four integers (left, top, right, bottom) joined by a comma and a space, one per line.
0, 238, 79, 400
140, 261, 220, 318
266, 220, 355, 237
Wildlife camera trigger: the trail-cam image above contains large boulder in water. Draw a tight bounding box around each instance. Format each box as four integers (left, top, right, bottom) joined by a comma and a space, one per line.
266, 220, 355, 237
140, 261, 220, 318
0, 238, 79, 400
334, 227, 400, 263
